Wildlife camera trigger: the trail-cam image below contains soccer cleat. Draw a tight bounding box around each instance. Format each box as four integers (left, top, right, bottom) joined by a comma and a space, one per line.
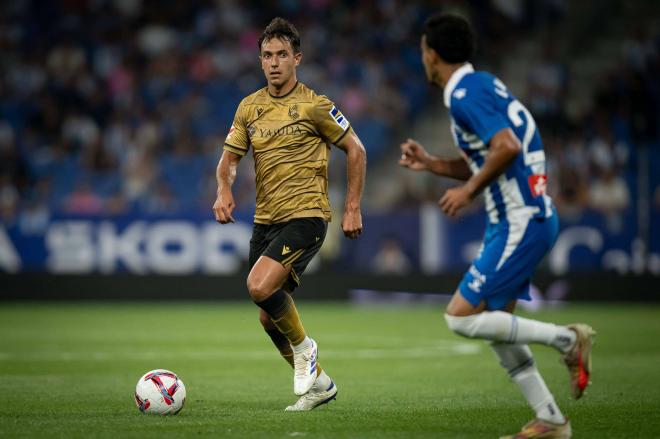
500, 418, 572, 439
285, 380, 338, 411
293, 338, 318, 395
561, 323, 596, 399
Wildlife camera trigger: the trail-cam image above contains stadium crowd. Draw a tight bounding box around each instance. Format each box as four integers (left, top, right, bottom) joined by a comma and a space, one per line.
0, 0, 657, 234
541, 29, 659, 233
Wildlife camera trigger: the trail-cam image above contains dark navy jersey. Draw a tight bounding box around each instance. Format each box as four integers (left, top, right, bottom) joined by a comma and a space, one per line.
444, 63, 553, 224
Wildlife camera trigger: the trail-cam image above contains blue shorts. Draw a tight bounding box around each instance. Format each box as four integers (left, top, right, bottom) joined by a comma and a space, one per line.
459, 212, 559, 311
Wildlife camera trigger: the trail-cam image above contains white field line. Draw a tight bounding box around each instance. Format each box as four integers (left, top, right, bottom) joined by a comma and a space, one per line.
7, 332, 461, 345
0, 341, 481, 362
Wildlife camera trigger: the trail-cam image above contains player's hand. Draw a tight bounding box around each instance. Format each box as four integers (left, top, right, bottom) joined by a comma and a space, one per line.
399, 138, 430, 171
439, 186, 473, 217
342, 207, 363, 240
213, 190, 236, 224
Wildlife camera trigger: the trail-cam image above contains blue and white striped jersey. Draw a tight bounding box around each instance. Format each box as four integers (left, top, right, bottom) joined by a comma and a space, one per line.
444, 63, 553, 225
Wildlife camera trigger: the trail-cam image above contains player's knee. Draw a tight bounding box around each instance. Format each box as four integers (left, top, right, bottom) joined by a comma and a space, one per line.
444, 313, 479, 338
246, 276, 270, 301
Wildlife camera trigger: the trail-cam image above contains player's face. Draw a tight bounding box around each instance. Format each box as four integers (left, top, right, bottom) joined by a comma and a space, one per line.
420, 35, 439, 86
260, 37, 301, 89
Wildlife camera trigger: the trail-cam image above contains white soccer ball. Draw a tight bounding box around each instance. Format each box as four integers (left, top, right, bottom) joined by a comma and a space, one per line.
134, 369, 186, 415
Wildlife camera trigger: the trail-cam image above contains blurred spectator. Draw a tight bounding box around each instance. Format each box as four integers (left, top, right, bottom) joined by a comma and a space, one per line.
370, 236, 412, 275
18, 198, 50, 235
0, 176, 20, 225
143, 180, 180, 214
588, 167, 630, 232
527, 41, 568, 131
138, 24, 178, 57
0, 123, 29, 192
553, 167, 588, 221
562, 127, 590, 175
623, 29, 656, 73
587, 122, 629, 174
122, 152, 157, 204
339, 80, 370, 121
47, 40, 86, 83
64, 182, 104, 215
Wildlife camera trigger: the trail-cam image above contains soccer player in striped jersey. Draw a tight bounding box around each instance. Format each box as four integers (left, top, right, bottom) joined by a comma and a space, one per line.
399, 14, 595, 438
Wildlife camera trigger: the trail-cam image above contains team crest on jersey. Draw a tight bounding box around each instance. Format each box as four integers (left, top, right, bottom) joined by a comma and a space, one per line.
528, 174, 547, 197
453, 88, 467, 100
329, 106, 349, 130
256, 107, 264, 117
288, 104, 299, 120
247, 125, 256, 137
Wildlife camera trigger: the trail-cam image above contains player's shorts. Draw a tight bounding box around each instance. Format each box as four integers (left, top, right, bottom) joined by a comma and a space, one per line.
459, 211, 559, 311
248, 217, 327, 292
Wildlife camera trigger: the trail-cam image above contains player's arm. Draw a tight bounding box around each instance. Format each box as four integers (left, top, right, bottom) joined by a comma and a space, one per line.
213, 150, 242, 224
335, 130, 366, 239
439, 128, 520, 216
399, 138, 472, 181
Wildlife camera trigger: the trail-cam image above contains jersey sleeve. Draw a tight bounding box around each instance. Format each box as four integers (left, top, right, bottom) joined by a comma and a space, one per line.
450, 88, 509, 145
312, 95, 351, 144
223, 100, 250, 156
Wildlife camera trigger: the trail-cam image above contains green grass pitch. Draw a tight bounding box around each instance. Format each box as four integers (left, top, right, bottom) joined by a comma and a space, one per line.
2, 301, 660, 438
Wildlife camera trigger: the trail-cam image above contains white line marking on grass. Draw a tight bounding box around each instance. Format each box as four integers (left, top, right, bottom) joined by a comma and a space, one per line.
0, 341, 480, 362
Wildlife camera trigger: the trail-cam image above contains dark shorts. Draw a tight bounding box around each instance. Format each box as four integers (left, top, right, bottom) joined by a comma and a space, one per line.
248, 217, 328, 292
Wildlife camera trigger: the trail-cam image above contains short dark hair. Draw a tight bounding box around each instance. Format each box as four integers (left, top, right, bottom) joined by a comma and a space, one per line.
423, 14, 475, 63
258, 17, 301, 54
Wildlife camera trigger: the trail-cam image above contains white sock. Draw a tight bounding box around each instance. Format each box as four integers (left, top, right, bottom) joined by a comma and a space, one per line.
445, 311, 576, 352
513, 365, 566, 424
292, 336, 312, 353
314, 369, 332, 391
491, 343, 566, 425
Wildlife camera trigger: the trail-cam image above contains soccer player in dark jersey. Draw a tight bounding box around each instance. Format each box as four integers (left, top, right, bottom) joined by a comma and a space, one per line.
213, 17, 366, 411
399, 14, 594, 438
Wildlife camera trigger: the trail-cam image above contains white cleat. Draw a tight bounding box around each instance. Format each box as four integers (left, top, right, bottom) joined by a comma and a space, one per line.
285, 380, 338, 412
293, 338, 318, 396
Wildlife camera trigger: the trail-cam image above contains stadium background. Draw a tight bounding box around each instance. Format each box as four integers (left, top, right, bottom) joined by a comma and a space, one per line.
0, 0, 658, 299
2, 2, 660, 438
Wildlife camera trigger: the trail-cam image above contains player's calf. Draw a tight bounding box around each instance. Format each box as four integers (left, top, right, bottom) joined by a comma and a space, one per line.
491, 343, 566, 426
444, 312, 576, 352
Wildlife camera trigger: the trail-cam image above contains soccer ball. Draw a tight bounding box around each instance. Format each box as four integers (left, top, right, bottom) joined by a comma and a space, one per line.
134, 369, 186, 415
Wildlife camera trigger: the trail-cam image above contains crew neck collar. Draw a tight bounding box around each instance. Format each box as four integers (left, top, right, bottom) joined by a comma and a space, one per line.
268, 81, 299, 99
